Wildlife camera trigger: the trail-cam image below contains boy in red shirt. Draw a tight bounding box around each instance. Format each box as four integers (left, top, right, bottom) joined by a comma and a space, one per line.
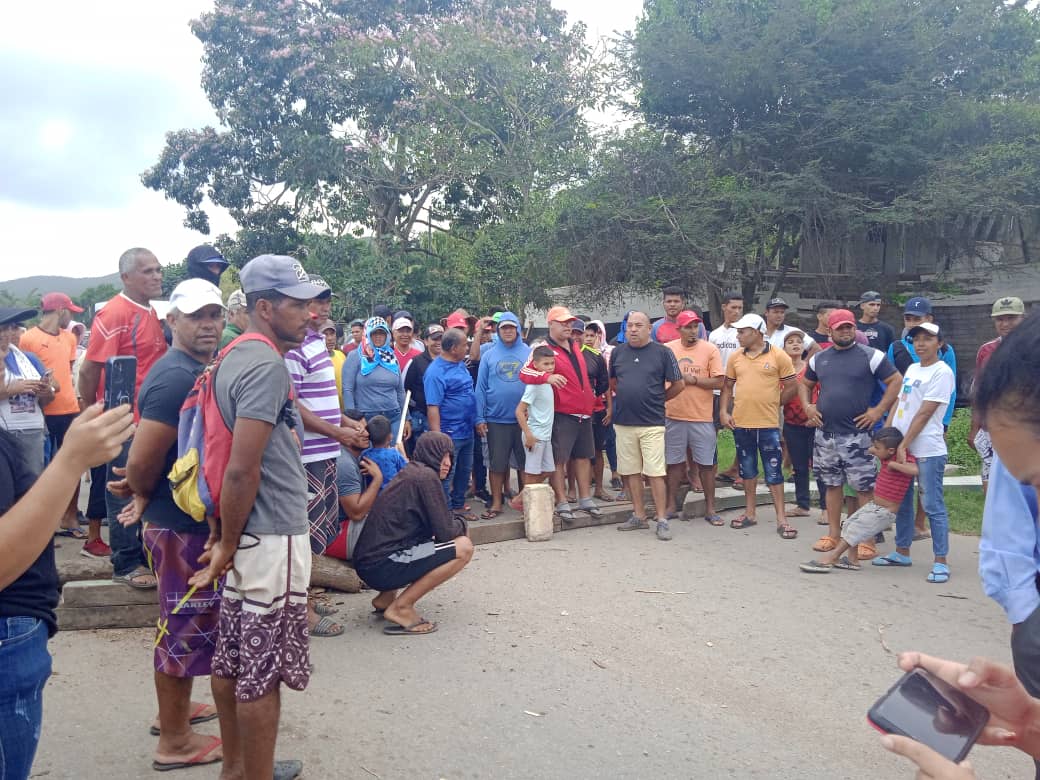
799, 427, 918, 572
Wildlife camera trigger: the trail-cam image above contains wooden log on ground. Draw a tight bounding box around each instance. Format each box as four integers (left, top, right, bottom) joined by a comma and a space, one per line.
309, 555, 362, 593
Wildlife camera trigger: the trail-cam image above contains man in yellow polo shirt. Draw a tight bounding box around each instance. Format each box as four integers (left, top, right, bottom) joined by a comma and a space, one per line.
719, 313, 799, 540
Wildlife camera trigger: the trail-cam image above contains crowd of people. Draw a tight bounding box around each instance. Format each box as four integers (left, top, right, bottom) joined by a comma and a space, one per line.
0, 242, 1035, 779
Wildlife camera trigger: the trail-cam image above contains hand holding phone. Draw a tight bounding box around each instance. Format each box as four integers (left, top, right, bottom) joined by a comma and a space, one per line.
104, 356, 137, 412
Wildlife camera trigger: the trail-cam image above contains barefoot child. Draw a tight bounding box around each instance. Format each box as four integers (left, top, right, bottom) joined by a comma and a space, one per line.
516, 346, 557, 490
799, 427, 917, 572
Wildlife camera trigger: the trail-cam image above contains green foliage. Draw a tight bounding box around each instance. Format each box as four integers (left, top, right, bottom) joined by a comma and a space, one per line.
946, 408, 982, 476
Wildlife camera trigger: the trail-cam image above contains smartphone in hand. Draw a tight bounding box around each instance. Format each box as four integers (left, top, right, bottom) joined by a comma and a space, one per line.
103, 356, 137, 412
868, 668, 989, 763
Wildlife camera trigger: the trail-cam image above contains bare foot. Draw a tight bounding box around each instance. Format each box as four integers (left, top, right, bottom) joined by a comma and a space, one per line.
371, 592, 396, 612
154, 732, 222, 768
787, 506, 811, 517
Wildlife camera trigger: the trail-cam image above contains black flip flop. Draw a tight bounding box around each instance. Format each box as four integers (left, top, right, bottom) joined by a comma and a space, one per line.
383, 619, 438, 636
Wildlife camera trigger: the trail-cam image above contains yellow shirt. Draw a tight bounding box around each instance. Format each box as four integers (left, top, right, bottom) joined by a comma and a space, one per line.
725, 343, 795, 429
330, 349, 347, 410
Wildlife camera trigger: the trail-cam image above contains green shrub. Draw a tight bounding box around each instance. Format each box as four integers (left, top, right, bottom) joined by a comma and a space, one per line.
946, 408, 981, 475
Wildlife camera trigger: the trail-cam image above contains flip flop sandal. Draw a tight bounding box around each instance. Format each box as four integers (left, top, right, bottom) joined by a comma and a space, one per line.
556, 507, 577, 523
776, 524, 798, 540
579, 504, 604, 518
913, 531, 931, 541
310, 615, 345, 637
55, 527, 87, 539
716, 474, 736, 485
730, 515, 757, 530
594, 493, 616, 503
149, 702, 219, 736
856, 543, 878, 561
816, 517, 830, 526
454, 512, 479, 523
480, 509, 503, 520
113, 567, 157, 590
833, 556, 862, 571
314, 602, 338, 617
610, 477, 623, 490
799, 560, 832, 573
927, 563, 950, 583
152, 735, 222, 771
872, 552, 913, 567
811, 536, 837, 552
703, 514, 725, 527
383, 619, 438, 636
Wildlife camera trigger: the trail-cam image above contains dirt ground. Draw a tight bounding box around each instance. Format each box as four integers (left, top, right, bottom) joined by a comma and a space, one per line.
35, 505, 1030, 779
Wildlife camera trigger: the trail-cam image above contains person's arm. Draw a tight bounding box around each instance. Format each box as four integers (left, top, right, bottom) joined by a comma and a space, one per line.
799, 355, 822, 426
719, 377, 736, 429
856, 370, 901, 428
424, 365, 445, 433
423, 473, 467, 541
124, 419, 178, 500
778, 375, 799, 404
0, 403, 133, 590
664, 380, 684, 401
427, 405, 441, 433
77, 359, 103, 408
701, 348, 725, 391
602, 384, 613, 425
340, 458, 382, 522
516, 400, 537, 449
896, 400, 941, 461
886, 459, 919, 476
341, 351, 358, 411
475, 356, 489, 431
980, 457, 1040, 624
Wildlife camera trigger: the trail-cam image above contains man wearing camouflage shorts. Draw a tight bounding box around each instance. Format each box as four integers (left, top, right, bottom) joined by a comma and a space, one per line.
799, 310, 902, 558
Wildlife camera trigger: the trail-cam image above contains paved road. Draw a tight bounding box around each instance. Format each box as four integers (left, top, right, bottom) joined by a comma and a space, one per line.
35, 506, 1029, 779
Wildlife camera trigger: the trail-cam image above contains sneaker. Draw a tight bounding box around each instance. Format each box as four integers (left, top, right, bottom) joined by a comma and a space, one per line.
656, 519, 673, 541
617, 515, 649, 531
81, 538, 112, 558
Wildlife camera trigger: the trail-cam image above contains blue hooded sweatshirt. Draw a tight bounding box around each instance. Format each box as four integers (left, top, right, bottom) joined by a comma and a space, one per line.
475, 328, 531, 425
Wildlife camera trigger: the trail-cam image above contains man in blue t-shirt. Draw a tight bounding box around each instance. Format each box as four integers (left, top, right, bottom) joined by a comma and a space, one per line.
424, 327, 478, 518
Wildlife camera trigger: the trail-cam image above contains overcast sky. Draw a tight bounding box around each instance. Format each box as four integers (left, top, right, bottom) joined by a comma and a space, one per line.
0, 0, 641, 282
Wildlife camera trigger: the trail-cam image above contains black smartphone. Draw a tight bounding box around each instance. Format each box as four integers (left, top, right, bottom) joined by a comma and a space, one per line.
868, 668, 989, 763
103, 356, 137, 412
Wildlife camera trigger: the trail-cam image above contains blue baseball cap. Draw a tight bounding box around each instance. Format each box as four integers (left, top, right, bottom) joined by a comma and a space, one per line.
496, 311, 521, 328
240, 254, 327, 300
903, 296, 932, 315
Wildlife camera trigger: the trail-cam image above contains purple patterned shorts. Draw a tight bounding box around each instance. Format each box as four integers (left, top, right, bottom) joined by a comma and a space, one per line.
211, 533, 312, 703
143, 524, 220, 679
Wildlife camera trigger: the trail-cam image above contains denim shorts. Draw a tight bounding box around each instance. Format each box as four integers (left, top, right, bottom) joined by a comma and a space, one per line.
732, 427, 783, 485
0, 616, 52, 780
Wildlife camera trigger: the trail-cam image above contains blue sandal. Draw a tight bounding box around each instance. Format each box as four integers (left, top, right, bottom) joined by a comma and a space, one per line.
871, 551, 913, 567
927, 563, 950, 583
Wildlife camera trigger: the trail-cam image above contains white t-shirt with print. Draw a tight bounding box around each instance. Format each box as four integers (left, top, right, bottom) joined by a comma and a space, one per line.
709, 324, 741, 397
892, 361, 955, 458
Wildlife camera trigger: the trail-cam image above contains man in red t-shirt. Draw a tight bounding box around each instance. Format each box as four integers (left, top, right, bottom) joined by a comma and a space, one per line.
79, 247, 166, 587
969, 296, 1025, 491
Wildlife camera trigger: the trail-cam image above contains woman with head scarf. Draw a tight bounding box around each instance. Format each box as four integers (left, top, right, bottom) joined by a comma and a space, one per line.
341, 316, 408, 434
352, 432, 474, 635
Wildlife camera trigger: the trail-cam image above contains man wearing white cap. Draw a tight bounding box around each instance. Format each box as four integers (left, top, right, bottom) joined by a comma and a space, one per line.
118, 278, 229, 772
221, 289, 248, 348
719, 313, 799, 539
392, 316, 421, 370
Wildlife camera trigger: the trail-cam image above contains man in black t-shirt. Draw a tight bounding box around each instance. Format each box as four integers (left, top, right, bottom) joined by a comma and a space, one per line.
609, 312, 683, 540
120, 279, 230, 773
856, 291, 896, 352
403, 324, 442, 455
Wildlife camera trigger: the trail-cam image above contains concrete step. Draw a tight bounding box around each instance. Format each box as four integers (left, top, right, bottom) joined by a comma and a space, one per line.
61, 579, 158, 608
57, 603, 158, 631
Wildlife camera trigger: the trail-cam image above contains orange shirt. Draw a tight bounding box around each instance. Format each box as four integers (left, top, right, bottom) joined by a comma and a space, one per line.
664, 338, 723, 423
84, 293, 167, 420
19, 326, 79, 415
725, 343, 796, 429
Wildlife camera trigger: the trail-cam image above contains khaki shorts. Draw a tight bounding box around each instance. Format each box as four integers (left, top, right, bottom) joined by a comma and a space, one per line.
614, 424, 666, 478
841, 502, 895, 546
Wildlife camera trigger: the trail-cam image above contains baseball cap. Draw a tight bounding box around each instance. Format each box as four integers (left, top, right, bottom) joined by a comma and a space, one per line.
907, 322, 942, 340
991, 296, 1024, 317
168, 278, 226, 314
765, 297, 789, 309
569, 318, 586, 333
305, 274, 334, 299
442, 308, 476, 330
0, 307, 37, 327
226, 289, 247, 310
240, 254, 327, 299
349, 319, 364, 328
827, 309, 857, 329
904, 296, 933, 315
732, 313, 766, 333
497, 312, 520, 328
186, 244, 229, 271
392, 317, 413, 331
859, 291, 882, 304
317, 319, 337, 333
424, 324, 445, 338
676, 310, 702, 327
394, 309, 414, 324
546, 306, 576, 324
40, 292, 84, 313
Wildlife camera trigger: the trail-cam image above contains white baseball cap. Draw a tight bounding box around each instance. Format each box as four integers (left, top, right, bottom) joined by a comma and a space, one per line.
392, 317, 414, 331
169, 278, 226, 314
732, 313, 766, 333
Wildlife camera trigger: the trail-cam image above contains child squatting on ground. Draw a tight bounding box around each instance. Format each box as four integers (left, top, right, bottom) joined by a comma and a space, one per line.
799, 427, 918, 572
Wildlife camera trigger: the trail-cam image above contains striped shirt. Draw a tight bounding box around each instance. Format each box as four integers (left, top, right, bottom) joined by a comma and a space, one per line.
285, 329, 341, 463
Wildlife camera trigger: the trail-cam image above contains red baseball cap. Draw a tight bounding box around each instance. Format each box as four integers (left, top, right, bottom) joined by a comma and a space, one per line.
441, 309, 476, 330
40, 292, 84, 313
827, 309, 857, 329
676, 310, 702, 328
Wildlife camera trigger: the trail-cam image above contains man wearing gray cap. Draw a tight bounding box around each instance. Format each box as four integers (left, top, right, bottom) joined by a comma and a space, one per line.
191, 254, 324, 780
856, 291, 895, 352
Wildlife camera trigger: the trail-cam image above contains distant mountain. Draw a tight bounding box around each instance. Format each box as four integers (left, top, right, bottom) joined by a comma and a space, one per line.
0, 272, 122, 298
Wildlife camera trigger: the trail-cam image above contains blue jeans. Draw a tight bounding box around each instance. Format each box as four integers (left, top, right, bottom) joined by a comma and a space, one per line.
732, 427, 784, 485
406, 411, 429, 457
894, 454, 949, 558
107, 439, 147, 577
0, 617, 51, 780
443, 437, 475, 511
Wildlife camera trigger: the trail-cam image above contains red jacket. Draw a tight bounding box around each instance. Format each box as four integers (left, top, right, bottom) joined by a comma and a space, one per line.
520, 336, 595, 416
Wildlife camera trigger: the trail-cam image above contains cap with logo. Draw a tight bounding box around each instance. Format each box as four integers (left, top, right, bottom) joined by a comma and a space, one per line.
226, 289, 247, 310
826, 309, 857, 329
907, 322, 942, 340
240, 254, 327, 300
392, 317, 414, 331
732, 313, 766, 333
305, 274, 334, 299
676, 310, 702, 327
40, 292, 84, 313
859, 291, 882, 304
991, 296, 1024, 317
168, 278, 226, 314
546, 306, 576, 324
903, 296, 933, 315
424, 324, 445, 338
765, 297, 789, 310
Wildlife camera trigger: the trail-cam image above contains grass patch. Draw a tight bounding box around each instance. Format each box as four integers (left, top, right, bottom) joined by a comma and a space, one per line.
945, 488, 984, 536
946, 408, 981, 476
